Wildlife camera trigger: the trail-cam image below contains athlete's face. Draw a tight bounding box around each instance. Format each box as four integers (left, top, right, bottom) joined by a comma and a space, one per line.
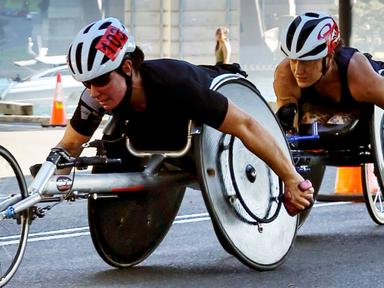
87, 71, 127, 110
289, 58, 323, 88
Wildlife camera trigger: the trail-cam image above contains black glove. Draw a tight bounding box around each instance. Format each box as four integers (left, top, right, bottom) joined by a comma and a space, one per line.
276, 103, 298, 133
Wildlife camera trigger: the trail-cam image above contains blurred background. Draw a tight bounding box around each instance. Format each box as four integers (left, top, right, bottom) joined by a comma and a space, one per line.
0, 0, 381, 115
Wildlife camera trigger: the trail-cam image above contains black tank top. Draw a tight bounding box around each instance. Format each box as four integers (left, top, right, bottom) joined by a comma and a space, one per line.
298, 46, 378, 115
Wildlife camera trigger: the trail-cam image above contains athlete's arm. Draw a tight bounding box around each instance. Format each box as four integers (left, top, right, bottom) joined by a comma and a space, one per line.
218, 101, 313, 211
274, 59, 301, 131
348, 52, 384, 108
55, 122, 91, 157
273, 58, 301, 110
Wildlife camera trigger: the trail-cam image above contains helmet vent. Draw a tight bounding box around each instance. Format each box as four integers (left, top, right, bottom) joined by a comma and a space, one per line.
305, 12, 320, 18
99, 21, 112, 30
300, 43, 326, 59
88, 36, 101, 72
297, 19, 318, 52
76, 43, 83, 74
286, 16, 302, 51
101, 55, 109, 65
83, 23, 95, 34
67, 45, 75, 74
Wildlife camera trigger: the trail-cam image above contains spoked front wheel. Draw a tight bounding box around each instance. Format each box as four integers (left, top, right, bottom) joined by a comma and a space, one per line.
365, 106, 384, 225
362, 164, 384, 224
0, 145, 30, 287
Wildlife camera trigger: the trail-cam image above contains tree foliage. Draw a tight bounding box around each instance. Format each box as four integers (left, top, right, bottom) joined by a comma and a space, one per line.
352, 0, 384, 54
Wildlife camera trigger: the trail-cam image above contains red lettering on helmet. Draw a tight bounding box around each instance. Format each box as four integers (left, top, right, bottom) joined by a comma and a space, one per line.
317, 23, 332, 40
317, 21, 340, 53
96, 25, 128, 60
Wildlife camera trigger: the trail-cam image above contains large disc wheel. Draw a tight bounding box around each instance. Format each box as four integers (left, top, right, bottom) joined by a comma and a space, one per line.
88, 126, 185, 267
196, 78, 298, 270
0, 146, 30, 287
364, 106, 384, 224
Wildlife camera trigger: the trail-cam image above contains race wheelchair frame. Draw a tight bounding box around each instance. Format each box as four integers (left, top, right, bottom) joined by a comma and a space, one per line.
0, 74, 297, 287
289, 105, 384, 226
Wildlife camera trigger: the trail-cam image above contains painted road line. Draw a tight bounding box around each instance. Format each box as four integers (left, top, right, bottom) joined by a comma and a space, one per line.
0, 202, 354, 245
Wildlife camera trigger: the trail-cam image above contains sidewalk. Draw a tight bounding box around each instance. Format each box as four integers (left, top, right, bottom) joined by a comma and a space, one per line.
1, 125, 103, 175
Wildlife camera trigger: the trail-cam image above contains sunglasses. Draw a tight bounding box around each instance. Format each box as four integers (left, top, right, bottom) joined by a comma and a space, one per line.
82, 72, 111, 89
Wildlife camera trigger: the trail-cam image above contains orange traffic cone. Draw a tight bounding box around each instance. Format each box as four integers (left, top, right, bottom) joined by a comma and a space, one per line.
42, 72, 66, 127
318, 165, 378, 202
335, 166, 363, 195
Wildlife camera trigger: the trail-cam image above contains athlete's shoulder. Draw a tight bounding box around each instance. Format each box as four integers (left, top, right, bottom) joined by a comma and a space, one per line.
143, 58, 194, 71
348, 49, 374, 73
274, 58, 294, 85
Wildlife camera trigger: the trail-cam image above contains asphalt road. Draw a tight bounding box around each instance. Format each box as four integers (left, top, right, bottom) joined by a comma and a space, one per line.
1, 124, 382, 288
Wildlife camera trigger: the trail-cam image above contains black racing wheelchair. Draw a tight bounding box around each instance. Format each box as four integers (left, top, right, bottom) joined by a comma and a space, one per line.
284, 103, 384, 226
0, 74, 298, 287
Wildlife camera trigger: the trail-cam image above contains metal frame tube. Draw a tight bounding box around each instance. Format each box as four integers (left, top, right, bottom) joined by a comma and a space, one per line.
43, 171, 195, 194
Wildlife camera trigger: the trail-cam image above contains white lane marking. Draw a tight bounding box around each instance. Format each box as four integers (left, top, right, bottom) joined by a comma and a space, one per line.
0, 213, 211, 245
174, 217, 211, 224
314, 201, 352, 207
0, 202, 354, 245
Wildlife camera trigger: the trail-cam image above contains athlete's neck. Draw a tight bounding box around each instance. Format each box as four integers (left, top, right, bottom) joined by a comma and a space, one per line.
313, 59, 337, 89
130, 72, 146, 112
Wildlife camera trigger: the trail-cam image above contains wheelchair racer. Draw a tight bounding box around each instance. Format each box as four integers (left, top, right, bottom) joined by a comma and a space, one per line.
275, 11, 384, 133
55, 17, 313, 216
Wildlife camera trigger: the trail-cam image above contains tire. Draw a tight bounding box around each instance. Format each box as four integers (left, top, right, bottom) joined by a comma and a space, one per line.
196, 78, 297, 270
0, 145, 30, 287
211, 219, 234, 255
366, 106, 384, 224
88, 186, 185, 267
362, 164, 384, 224
297, 159, 325, 228
87, 124, 185, 267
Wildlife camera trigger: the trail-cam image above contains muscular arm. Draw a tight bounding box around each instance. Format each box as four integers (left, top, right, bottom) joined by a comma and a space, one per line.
348, 52, 384, 108
273, 58, 301, 110
218, 101, 297, 182
34, 123, 92, 175
56, 122, 91, 157
274, 59, 301, 130
217, 101, 313, 212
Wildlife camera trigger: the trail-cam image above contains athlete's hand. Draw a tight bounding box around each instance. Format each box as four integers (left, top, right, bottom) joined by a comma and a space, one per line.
283, 179, 314, 216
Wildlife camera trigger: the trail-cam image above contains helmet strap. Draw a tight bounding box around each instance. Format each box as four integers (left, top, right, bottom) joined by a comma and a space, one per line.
115, 66, 133, 102
110, 66, 133, 115
321, 57, 329, 75
313, 56, 330, 86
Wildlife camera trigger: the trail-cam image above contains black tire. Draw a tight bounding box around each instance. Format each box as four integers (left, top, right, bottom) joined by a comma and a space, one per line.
362, 164, 384, 224
88, 186, 185, 267
0, 145, 30, 287
297, 159, 325, 228
87, 123, 185, 267
211, 219, 235, 255
365, 106, 384, 224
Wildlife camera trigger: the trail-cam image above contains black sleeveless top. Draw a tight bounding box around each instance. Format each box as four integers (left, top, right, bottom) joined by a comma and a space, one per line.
298, 46, 382, 115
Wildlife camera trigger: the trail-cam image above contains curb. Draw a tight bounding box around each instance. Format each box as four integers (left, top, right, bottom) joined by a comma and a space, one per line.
0, 115, 109, 126
0, 115, 52, 125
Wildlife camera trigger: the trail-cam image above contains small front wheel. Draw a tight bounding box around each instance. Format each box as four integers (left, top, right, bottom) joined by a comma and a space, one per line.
362, 164, 384, 224
0, 145, 30, 287
365, 106, 384, 225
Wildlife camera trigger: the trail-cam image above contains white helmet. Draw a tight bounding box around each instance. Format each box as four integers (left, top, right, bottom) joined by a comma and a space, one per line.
281, 12, 340, 60
67, 17, 136, 81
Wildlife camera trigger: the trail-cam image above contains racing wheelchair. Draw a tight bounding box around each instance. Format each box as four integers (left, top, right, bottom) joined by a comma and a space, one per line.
0, 74, 297, 287
286, 103, 384, 226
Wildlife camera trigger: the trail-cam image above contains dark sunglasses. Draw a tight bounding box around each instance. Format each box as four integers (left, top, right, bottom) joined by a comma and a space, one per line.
82, 72, 111, 89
